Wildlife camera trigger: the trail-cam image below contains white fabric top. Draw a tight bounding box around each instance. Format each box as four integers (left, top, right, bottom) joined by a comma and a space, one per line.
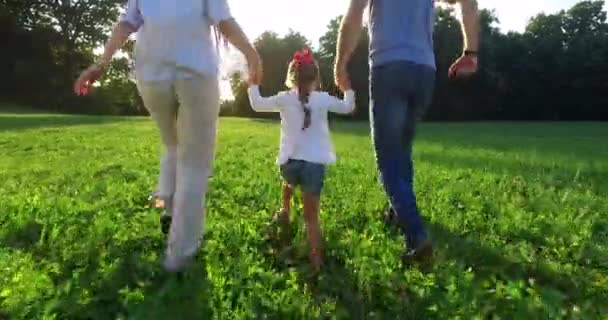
119, 0, 232, 82
248, 85, 356, 165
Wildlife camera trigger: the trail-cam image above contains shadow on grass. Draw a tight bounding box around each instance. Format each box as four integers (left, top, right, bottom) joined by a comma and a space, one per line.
259, 209, 606, 318
0, 114, 143, 132
260, 217, 412, 319
376, 218, 607, 317
0, 217, 212, 319
331, 121, 608, 162
417, 148, 608, 196
425, 221, 575, 293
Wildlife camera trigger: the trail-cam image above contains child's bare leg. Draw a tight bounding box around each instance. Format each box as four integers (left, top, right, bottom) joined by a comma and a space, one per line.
303, 192, 322, 272
281, 183, 294, 219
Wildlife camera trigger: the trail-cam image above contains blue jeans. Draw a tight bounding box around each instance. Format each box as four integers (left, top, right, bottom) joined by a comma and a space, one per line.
370, 61, 435, 248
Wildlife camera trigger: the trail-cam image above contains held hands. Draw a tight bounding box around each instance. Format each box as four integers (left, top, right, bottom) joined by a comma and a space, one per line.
334, 61, 356, 115
333, 61, 351, 92
73, 64, 105, 96
449, 52, 478, 79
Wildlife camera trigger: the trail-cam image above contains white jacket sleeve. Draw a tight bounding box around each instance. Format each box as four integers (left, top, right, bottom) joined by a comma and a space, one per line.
206, 0, 233, 25
119, 0, 144, 30
248, 85, 285, 112
323, 90, 356, 114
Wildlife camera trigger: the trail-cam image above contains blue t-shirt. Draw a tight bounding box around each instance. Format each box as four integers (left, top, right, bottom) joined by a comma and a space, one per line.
368, 0, 436, 69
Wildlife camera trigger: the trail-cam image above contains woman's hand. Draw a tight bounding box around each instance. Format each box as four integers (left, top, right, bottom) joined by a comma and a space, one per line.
247, 53, 263, 86
74, 64, 105, 96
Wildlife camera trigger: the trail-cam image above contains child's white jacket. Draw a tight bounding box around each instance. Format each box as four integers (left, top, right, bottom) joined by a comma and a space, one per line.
248, 85, 356, 165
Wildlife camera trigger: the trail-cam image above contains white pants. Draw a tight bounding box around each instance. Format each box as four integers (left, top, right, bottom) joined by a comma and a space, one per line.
137, 74, 220, 266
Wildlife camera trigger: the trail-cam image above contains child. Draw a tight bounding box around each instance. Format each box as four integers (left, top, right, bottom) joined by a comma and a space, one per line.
248, 49, 355, 272
74, 0, 262, 273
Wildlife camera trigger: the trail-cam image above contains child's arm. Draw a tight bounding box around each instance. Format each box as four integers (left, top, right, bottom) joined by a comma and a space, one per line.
247, 86, 285, 112
323, 90, 356, 114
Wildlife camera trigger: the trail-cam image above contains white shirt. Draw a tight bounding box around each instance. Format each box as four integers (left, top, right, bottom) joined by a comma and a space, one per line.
248, 85, 356, 165
119, 0, 232, 82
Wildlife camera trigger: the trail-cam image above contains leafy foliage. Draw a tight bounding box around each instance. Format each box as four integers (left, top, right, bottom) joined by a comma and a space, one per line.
1, 0, 607, 119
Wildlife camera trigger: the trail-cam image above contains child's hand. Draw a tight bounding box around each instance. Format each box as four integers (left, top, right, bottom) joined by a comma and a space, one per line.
74, 64, 105, 96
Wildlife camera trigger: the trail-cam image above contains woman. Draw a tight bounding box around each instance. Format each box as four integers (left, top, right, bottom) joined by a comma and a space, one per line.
74, 0, 262, 273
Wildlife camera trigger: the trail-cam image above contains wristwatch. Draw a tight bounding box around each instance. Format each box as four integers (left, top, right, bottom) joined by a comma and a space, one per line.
464, 50, 478, 57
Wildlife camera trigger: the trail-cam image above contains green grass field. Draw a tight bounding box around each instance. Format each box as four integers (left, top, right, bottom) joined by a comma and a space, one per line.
1, 113, 607, 319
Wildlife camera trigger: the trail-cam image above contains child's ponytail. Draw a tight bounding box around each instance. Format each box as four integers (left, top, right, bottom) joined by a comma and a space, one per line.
286, 49, 320, 130
297, 72, 313, 130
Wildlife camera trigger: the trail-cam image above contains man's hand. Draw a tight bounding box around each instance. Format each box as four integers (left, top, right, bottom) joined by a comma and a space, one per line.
334, 61, 351, 91
449, 53, 478, 78
334, 0, 367, 92
446, 0, 479, 79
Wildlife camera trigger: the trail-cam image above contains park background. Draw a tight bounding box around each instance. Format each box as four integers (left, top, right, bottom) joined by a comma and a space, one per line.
1, 0, 607, 319
2, 0, 608, 121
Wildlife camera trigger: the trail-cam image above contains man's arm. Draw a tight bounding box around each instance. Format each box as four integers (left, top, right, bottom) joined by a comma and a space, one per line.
452, 0, 480, 52
446, 0, 480, 77
334, 0, 368, 91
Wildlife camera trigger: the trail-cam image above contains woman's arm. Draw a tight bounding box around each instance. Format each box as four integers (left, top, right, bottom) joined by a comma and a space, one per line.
74, 0, 139, 95
98, 22, 137, 67
100, 0, 141, 67
217, 19, 262, 85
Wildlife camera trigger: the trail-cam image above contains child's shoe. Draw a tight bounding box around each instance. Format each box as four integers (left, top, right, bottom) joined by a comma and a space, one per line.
310, 248, 323, 274
276, 208, 290, 225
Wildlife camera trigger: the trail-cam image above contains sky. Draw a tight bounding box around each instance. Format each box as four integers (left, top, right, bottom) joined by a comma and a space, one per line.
230, 0, 606, 47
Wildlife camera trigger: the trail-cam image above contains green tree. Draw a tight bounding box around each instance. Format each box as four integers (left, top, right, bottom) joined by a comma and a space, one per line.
3, 0, 125, 110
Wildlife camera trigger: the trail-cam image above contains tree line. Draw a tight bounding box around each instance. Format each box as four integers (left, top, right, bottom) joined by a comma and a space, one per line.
2, 0, 607, 121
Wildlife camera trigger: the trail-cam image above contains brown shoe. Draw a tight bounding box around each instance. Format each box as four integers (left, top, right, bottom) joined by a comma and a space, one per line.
384, 206, 399, 227
402, 239, 433, 271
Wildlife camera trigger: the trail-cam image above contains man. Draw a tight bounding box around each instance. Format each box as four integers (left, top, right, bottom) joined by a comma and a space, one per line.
334, 0, 480, 265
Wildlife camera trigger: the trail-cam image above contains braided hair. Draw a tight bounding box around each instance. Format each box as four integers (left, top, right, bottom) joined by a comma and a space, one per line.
286, 49, 320, 130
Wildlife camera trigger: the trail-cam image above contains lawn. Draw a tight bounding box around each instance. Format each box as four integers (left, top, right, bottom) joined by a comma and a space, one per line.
0, 113, 607, 319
